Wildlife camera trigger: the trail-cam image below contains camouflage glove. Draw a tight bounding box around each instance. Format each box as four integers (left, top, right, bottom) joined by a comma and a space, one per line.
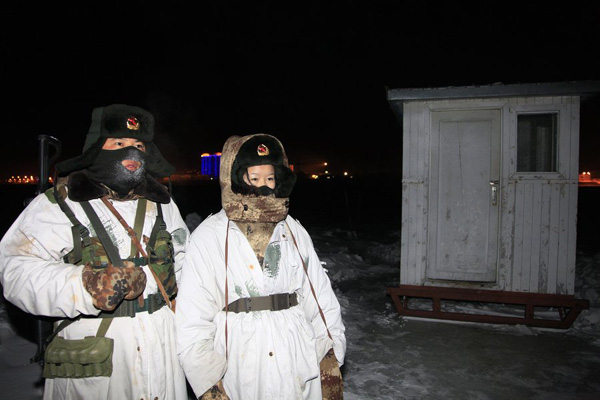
200, 380, 229, 400
82, 261, 147, 311
320, 349, 343, 400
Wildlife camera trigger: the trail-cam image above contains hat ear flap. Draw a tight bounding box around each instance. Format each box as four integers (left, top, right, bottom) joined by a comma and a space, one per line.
274, 165, 296, 197
55, 140, 104, 176
145, 144, 176, 178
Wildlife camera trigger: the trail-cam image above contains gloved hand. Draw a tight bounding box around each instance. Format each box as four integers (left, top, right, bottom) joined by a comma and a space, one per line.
82, 261, 147, 311
200, 380, 229, 400
320, 348, 343, 400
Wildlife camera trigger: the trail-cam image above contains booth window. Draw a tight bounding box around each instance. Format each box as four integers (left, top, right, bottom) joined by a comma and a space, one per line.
517, 113, 558, 172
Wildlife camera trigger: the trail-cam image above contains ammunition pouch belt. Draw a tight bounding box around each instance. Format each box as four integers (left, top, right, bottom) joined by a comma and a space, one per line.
43, 318, 113, 379
43, 336, 114, 379
225, 293, 298, 313
98, 292, 166, 318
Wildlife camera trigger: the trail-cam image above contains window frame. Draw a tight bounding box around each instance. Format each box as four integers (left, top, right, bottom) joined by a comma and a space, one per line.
516, 112, 559, 174
509, 104, 568, 181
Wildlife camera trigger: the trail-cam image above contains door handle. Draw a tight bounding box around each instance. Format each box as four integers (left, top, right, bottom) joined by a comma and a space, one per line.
489, 180, 499, 206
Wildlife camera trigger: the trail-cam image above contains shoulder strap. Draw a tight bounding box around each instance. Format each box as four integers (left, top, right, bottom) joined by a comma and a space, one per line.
80, 201, 123, 267
45, 317, 79, 344
131, 198, 147, 258
285, 221, 333, 340
53, 186, 91, 265
95, 317, 113, 338
46, 316, 113, 345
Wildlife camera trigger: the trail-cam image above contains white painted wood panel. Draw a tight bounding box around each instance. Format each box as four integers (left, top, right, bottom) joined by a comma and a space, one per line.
529, 182, 542, 291
398, 94, 579, 295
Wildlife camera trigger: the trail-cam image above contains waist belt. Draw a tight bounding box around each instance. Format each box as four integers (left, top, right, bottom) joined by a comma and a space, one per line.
97, 292, 166, 318
226, 293, 298, 313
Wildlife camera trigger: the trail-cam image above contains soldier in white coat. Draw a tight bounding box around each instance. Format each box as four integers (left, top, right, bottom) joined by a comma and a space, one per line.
0, 104, 189, 399
177, 133, 346, 399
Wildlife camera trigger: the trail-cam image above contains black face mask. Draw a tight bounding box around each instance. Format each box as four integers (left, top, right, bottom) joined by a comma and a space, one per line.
87, 147, 147, 195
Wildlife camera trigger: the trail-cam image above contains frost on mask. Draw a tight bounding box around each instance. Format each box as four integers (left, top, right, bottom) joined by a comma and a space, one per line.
87, 147, 148, 195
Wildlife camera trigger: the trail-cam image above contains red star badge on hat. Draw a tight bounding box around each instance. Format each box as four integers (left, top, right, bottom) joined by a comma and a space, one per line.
257, 144, 269, 156
127, 117, 140, 130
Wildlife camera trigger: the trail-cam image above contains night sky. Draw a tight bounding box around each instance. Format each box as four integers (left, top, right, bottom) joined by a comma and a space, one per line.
2, 2, 600, 177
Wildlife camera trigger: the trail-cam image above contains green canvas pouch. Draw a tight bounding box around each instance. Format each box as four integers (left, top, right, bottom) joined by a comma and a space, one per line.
43, 318, 114, 379
147, 229, 178, 298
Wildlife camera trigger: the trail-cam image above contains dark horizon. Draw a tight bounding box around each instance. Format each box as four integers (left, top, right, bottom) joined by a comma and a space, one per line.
2, 3, 600, 177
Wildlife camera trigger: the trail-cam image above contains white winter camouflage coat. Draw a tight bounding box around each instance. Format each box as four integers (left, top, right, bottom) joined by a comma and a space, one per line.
0, 191, 189, 400
176, 209, 346, 399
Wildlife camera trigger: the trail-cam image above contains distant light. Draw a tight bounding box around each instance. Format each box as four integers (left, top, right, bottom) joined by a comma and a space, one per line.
201, 153, 210, 157
201, 153, 221, 177
325, 170, 329, 174
343, 172, 348, 176
324, 162, 328, 166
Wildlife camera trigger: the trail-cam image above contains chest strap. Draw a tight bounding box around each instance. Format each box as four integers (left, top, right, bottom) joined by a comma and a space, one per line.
52, 186, 91, 265
225, 293, 298, 313
80, 200, 123, 267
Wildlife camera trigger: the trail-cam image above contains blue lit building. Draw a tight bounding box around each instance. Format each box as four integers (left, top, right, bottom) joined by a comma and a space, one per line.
201, 153, 221, 178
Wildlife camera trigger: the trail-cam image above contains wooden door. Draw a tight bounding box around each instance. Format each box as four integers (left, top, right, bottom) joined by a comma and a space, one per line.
427, 109, 501, 282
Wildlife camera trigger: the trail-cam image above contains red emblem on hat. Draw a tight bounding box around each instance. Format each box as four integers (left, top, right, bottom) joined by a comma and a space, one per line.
126, 117, 140, 130
257, 144, 269, 156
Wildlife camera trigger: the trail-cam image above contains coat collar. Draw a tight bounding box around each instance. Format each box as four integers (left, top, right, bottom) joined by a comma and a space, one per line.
65, 170, 171, 203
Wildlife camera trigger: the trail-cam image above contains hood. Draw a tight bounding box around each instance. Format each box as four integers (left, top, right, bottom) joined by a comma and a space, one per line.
220, 133, 296, 222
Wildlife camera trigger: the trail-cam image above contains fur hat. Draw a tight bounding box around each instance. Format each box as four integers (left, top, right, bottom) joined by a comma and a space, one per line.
231, 134, 296, 198
56, 104, 175, 177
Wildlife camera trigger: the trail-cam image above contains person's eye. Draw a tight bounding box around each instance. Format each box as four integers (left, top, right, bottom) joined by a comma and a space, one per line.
136, 144, 144, 149
114, 141, 123, 146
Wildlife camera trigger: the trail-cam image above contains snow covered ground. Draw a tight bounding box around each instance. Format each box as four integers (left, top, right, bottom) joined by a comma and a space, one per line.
1, 217, 600, 399
310, 224, 600, 400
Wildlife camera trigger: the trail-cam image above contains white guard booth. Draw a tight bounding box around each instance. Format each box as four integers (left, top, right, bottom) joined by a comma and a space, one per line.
386, 81, 600, 328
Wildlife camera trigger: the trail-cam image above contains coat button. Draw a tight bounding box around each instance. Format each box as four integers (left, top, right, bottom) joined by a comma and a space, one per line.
269, 351, 274, 356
